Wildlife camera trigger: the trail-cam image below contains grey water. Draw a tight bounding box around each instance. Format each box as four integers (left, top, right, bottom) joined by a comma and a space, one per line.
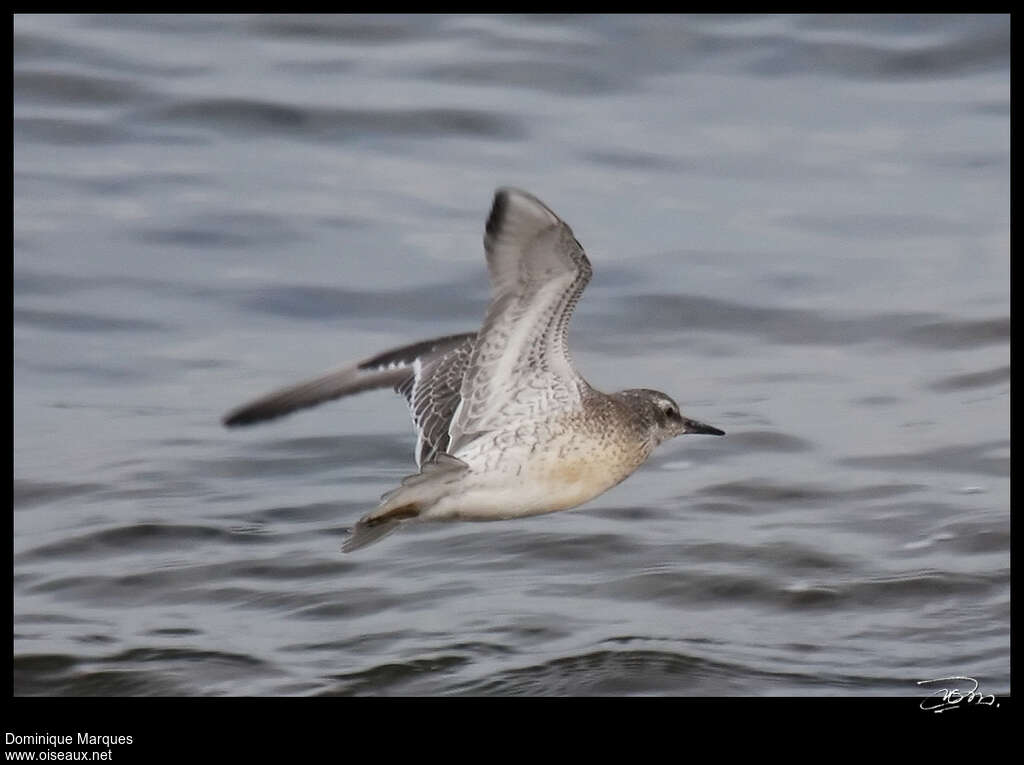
13, 14, 1009, 697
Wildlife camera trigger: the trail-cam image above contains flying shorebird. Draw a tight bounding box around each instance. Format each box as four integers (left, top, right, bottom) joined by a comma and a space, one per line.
223, 188, 724, 551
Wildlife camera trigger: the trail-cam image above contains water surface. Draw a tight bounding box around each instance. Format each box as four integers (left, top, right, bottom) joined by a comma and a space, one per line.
14, 13, 1010, 697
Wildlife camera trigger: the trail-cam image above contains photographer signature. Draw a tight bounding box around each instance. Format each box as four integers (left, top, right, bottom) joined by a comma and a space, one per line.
917, 676, 999, 713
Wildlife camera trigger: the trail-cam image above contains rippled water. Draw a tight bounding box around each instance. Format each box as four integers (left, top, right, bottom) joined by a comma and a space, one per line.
14, 14, 1009, 697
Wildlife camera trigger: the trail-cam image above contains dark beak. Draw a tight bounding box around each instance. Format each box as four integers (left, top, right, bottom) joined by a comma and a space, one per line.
682, 417, 725, 436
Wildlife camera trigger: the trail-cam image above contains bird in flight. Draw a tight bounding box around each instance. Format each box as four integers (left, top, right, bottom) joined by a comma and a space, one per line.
224, 188, 724, 551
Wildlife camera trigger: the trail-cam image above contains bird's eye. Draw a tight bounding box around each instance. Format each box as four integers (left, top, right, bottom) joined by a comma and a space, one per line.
663, 405, 678, 418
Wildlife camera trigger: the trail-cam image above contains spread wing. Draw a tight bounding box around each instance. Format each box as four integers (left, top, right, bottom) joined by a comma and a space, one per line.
447, 188, 592, 455
223, 333, 475, 467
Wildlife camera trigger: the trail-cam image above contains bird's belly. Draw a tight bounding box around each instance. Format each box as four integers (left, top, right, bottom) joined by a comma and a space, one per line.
422, 451, 632, 522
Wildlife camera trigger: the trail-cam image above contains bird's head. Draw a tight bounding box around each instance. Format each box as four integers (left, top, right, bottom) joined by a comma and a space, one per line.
615, 388, 725, 445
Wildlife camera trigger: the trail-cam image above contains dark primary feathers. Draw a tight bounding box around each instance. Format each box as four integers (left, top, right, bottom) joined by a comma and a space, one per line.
223, 332, 475, 465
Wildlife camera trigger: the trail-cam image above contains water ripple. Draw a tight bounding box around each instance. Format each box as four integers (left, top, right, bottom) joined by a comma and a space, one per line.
137, 98, 527, 143
613, 293, 1009, 350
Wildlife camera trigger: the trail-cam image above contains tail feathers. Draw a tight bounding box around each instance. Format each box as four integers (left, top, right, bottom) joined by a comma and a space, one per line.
341, 453, 468, 554
342, 518, 402, 553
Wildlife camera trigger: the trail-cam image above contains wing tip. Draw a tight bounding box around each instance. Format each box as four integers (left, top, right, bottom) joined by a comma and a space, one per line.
487, 187, 559, 240
486, 188, 513, 239
222, 412, 244, 428
221, 405, 270, 428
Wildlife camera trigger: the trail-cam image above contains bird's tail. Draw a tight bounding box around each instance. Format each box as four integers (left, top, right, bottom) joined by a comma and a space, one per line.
342, 518, 403, 553
342, 454, 468, 553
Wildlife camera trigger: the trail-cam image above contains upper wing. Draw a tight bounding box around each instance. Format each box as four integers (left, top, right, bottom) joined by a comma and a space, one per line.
447, 188, 593, 454
222, 332, 475, 429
